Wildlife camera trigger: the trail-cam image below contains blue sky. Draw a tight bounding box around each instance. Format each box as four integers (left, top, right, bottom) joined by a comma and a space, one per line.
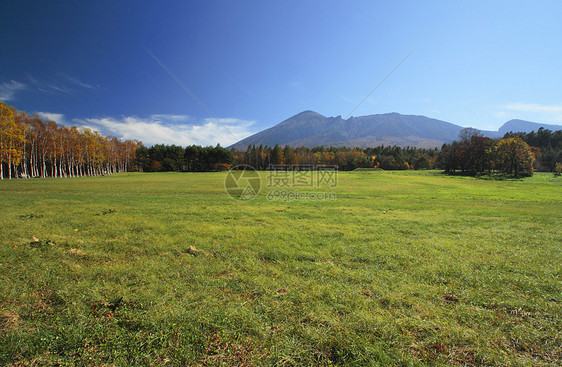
1, 1, 561, 146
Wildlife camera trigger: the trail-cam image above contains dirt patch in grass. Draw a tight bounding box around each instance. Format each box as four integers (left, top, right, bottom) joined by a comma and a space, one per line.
0, 310, 20, 331
198, 334, 266, 367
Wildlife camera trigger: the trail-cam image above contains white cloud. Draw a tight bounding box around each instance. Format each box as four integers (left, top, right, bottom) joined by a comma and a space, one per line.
339, 94, 353, 103
72, 114, 256, 146
151, 114, 191, 123
37, 112, 67, 124
505, 103, 562, 114
50, 85, 73, 94
29, 74, 96, 96
58, 73, 94, 89
503, 102, 562, 123
0, 80, 26, 101
1, 75, 95, 101
493, 111, 508, 119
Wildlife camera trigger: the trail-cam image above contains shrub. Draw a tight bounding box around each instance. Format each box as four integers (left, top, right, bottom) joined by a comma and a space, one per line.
554, 162, 562, 176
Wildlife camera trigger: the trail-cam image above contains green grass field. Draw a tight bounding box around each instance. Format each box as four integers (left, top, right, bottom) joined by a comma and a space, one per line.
1, 171, 560, 366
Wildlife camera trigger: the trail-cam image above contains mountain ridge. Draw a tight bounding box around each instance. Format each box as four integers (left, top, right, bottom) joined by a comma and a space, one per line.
229, 111, 561, 149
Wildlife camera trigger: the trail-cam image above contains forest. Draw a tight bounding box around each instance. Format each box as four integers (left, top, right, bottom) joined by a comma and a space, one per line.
503, 128, 562, 171
439, 128, 562, 176
232, 144, 440, 171
2, 102, 561, 178
133, 131, 561, 177
131, 143, 440, 172
0, 101, 137, 180
135, 144, 234, 172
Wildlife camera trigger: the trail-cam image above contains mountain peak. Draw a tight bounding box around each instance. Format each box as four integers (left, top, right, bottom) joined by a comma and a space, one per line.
293, 110, 324, 118
229, 111, 562, 150
498, 119, 562, 134
230, 111, 462, 149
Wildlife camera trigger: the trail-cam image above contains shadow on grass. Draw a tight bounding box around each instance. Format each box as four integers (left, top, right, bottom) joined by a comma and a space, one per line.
439, 171, 529, 181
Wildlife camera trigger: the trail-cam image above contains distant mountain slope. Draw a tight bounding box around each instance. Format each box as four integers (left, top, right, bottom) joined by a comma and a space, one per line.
231, 110, 329, 148
229, 111, 561, 149
498, 119, 562, 135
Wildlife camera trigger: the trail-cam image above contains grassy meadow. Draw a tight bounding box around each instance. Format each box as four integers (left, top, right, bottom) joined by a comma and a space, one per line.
0, 171, 561, 366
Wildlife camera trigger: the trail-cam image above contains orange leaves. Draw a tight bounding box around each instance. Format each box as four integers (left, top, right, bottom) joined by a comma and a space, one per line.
495, 137, 535, 176
0, 102, 139, 178
0, 101, 27, 178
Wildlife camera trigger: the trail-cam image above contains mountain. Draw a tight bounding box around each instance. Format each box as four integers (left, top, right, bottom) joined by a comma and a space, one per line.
498, 119, 562, 135
229, 111, 562, 149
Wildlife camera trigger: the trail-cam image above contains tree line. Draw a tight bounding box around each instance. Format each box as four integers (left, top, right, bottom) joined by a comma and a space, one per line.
502, 128, 562, 172
0, 102, 137, 179
132, 143, 441, 172
3, 102, 560, 178
136, 133, 558, 178
437, 128, 541, 177
135, 144, 234, 172
131, 143, 441, 172
234, 144, 440, 171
